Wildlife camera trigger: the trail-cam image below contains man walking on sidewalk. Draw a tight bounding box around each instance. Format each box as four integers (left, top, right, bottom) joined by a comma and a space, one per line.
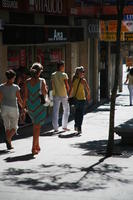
51, 60, 70, 132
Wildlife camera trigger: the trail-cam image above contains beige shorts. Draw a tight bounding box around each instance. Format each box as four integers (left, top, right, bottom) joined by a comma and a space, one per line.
1, 105, 19, 131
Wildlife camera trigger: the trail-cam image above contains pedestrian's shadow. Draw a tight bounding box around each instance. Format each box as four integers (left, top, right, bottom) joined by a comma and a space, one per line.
0, 149, 10, 156
58, 131, 80, 138
4, 153, 35, 162
41, 130, 66, 137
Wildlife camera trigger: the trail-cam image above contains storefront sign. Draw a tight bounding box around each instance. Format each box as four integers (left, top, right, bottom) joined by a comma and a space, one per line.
71, 6, 98, 16
125, 32, 133, 41
1, 0, 18, 9
74, 0, 98, 6
100, 20, 131, 33
0, 0, 67, 15
124, 14, 133, 20
100, 32, 124, 42
100, 20, 133, 41
3, 25, 84, 44
32, 0, 63, 14
48, 29, 67, 42
88, 20, 99, 38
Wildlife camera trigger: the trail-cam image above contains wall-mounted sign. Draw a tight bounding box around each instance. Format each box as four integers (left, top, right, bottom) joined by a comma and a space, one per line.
88, 20, 99, 38
29, 0, 63, 14
0, 0, 67, 15
125, 32, 133, 41
124, 14, 133, 20
100, 32, 124, 42
1, 0, 18, 9
100, 20, 133, 41
47, 29, 67, 42
3, 25, 84, 44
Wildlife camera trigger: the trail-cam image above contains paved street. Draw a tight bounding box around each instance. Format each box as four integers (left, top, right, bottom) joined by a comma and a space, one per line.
0, 67, 133, 200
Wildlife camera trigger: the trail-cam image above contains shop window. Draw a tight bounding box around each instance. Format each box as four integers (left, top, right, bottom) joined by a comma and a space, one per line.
7, 47, 33, 70
36, 47, 64, 90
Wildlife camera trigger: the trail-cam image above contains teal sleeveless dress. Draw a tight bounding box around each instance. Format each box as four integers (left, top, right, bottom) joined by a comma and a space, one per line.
26, 80, 46, 126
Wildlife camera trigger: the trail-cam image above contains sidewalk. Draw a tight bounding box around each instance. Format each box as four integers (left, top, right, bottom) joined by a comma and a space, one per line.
0, 74, 133, 200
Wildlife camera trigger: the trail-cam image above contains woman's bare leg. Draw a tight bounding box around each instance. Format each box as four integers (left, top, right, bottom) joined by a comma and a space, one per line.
32, 124, 41, 154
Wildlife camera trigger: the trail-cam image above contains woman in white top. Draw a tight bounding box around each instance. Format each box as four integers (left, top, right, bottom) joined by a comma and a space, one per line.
125, 67, 133, 106
0, 70, 23, 149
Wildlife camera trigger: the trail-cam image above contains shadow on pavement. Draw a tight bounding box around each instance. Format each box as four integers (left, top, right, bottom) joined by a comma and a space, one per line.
4, 153, 35, 162
115, 118, 133, 129
73, 139, 133, 158
1, 139, 133, 192
0, 149, 10, 156
0, 160, 131, 192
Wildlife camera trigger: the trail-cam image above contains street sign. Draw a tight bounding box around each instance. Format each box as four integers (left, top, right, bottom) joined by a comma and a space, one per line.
125, 32, 133, 41
100, 32, 124, 41
124, 15, 133, 20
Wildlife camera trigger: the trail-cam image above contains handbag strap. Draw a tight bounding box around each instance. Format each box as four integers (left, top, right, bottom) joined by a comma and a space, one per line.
74, 78, 81, 98
40, 78, 43, 94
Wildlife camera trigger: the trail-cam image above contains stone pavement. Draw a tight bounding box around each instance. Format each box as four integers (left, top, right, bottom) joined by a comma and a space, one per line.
0, 69, 133, 200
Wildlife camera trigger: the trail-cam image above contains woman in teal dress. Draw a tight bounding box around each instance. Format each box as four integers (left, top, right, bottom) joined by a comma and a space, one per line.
23, 63, 48, 155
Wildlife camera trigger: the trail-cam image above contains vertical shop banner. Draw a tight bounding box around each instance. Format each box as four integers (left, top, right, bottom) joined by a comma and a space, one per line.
20, 49, 26, 67
88, 20, 99, 38
37, 49, 44, 66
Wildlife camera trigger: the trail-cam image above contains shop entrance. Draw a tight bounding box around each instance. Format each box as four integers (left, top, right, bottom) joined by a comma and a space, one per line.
7, 45, 65, 125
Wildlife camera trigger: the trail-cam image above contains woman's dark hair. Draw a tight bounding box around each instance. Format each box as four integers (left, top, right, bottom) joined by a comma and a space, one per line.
57, 60, 64, 70
130, 68, 133, 76
5, 69, 16, 80
30, 62, 43, 78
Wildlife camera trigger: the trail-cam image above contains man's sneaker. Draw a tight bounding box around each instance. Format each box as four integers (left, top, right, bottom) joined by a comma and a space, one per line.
77, 127, 82, 134
54, 130, 59, 133
74, 126, 78, 131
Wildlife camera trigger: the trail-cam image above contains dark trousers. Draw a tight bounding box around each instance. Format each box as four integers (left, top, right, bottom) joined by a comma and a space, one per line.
74, 100, 85, 130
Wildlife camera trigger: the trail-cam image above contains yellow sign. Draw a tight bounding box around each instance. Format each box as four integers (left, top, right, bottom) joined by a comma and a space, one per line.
125, 33, 133, 41
100, 20, 131, 33
100, 20, 133, 41
100, 32, 124, 41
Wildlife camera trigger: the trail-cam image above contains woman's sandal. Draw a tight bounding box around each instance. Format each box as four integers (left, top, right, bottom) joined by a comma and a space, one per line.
32, 149, 38, 155
5, 140, 14, 150
32, 147, 40, 155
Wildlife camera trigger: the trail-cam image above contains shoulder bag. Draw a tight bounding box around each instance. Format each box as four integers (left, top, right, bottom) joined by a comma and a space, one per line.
68, 79, 81, 106
40, 79, 50, 106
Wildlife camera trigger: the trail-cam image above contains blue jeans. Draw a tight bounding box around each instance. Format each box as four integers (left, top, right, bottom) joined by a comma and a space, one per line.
74, 100, 86, 131
52, 96, 70, 130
